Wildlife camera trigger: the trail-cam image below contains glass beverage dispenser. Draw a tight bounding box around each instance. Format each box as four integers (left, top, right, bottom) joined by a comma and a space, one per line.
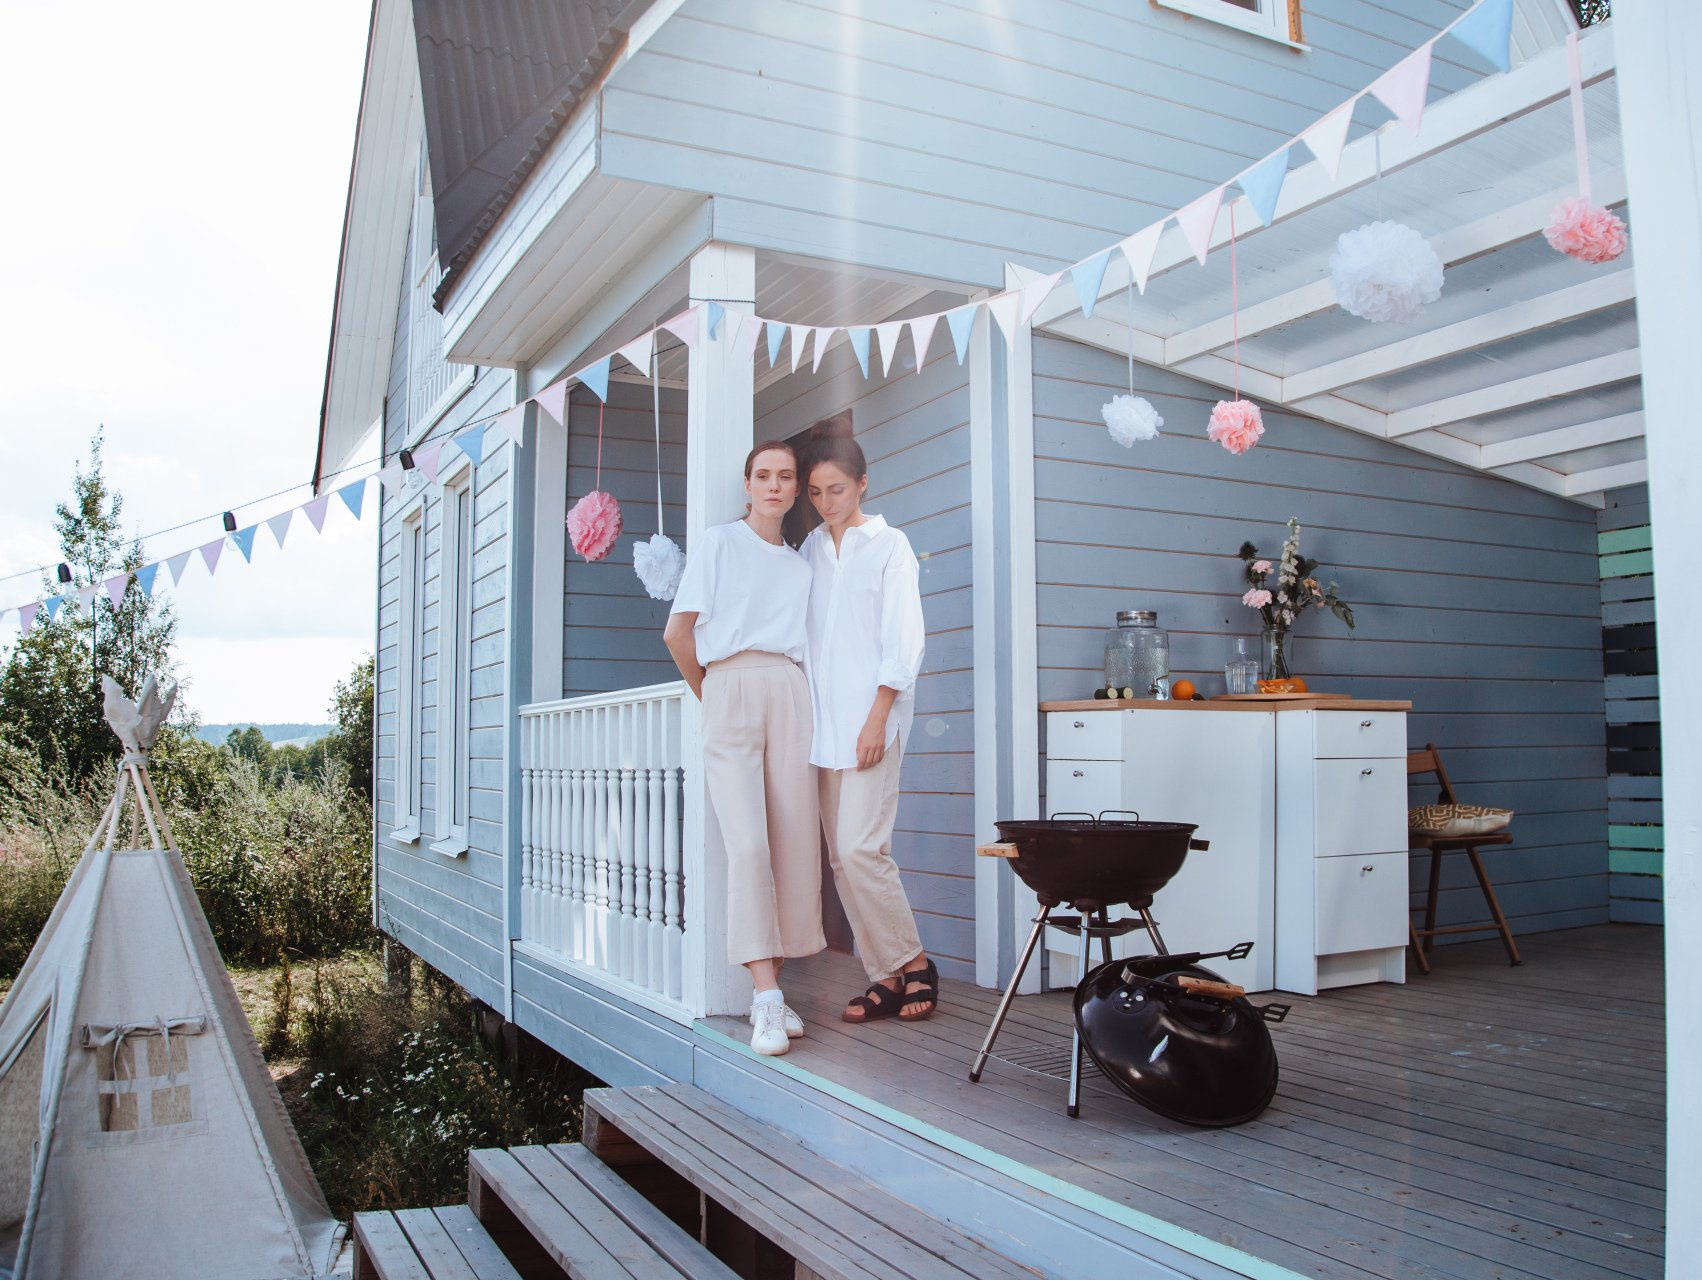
1103, 610, 1170, 698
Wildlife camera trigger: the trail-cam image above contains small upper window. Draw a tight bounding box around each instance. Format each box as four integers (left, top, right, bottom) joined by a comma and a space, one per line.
1153, 0, 1304, 47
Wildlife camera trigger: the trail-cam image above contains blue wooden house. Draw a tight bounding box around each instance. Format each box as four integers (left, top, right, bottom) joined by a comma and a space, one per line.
315, 3, 1695, 1276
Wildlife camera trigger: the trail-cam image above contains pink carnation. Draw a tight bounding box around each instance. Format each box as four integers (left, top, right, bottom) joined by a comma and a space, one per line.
1252, 560, 1272, 574
1242, 588, 1272, 609
567, 489, 623, 562
1544, 197, 1626, 265
1208, 399, 1264, 455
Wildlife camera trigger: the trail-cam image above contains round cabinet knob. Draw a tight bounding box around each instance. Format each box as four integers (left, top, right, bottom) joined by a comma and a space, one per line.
1360, 719, 1374, 728
1362, 864, 1375, 872
1073, 720, 1085, 728
1361, 767, 1374, 776
1073, 770, 1085, 778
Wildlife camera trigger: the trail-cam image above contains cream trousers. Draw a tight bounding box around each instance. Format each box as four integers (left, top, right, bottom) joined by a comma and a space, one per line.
817, 740, 924, 981
701, 651, 825, 968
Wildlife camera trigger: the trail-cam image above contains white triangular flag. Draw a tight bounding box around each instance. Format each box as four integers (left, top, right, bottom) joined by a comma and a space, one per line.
103, 575, 129, 609
617, 330, 655, 375
1368, 40, 1433, 136
790, 324, 811, 374
733, 312, 763, 361
1302, 103, 1354, 182
874, 322, 905, 377
907, 313, 940, 372
985, 291, 1022, 345
1119, 223, 1164, 295
267, 511, 293, 549
811, 327, 837, 373
1176, 185, 1225, 266
1019, 271, 1063, 326
535, 381, 568, 427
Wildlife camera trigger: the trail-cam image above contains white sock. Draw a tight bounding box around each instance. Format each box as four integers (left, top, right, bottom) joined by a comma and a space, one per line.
752, 987, 784, 1007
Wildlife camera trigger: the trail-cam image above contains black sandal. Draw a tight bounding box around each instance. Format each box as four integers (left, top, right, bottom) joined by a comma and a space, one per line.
842, 978, 905, 1023
898, 959, 939, 1022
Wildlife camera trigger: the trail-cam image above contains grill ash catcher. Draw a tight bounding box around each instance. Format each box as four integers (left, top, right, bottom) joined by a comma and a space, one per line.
973, 811, 1289, 1126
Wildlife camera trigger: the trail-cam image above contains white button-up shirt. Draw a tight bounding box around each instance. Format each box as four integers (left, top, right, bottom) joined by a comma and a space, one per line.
801, 515, 926, 770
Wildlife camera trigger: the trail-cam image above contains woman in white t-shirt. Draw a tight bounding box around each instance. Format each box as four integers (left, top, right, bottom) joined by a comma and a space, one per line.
800, 435, 936, 1024
663, 440, 823, 1056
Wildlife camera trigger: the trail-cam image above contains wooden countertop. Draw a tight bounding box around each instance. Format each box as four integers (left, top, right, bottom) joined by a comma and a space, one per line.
1040, 697, 1412, 712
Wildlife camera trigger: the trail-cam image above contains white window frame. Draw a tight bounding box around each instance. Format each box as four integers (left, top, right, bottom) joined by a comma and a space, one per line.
405, 144, 474, 448
1152, 0, 1307, 49
390, 496, 428, 843
430, 460, 475, 857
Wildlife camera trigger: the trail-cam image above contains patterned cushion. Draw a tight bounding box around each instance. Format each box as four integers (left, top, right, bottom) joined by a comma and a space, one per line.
1409, 803, 1513, 838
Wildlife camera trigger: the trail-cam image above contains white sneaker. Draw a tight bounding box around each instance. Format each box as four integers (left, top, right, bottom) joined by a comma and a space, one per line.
749, 1003, 805, 1039
750, 1001, 791, 1056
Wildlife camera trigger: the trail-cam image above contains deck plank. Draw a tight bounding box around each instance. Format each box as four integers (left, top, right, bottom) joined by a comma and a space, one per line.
393, 1208, 481, 1280
735, 925, 1665, 1280
428, 1206, 523, 1280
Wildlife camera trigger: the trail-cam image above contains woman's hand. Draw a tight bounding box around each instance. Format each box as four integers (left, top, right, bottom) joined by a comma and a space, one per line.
856, 716, 886, 770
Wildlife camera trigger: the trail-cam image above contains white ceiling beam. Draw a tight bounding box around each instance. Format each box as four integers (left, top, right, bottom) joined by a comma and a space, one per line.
1562, 459, 1648, 497
1386, 347, 1642, 437
1163, 171, 1627, 365
1478, 412, 1645, 468
1029, 23, 1618, 329
1281, 269, 1636, 402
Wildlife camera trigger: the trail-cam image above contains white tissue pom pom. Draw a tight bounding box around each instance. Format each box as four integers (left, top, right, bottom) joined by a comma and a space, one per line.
634, 533, 685, 601
1102, 394, 1162, 447
1330, 221, 1444, 323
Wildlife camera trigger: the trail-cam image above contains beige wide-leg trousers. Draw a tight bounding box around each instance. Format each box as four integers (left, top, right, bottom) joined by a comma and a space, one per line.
817, 741, 924, 982
701, 650, 825, 968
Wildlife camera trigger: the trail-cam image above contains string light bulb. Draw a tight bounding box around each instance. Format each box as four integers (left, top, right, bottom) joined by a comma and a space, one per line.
56, 563, 72, 585
221, 512, 237, 533
399, 448, 416, 471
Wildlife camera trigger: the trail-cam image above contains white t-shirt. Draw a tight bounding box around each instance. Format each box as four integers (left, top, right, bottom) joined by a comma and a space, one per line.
801, 515, 926, 770
669, 520, 812, 665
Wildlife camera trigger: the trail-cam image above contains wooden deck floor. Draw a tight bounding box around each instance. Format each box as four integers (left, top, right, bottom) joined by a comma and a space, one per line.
705, 924, 1665, 1280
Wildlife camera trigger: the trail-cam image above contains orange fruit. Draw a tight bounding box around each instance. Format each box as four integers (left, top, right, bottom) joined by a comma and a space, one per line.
1171, 679, 1197, 701
1290, 677, 1308, 693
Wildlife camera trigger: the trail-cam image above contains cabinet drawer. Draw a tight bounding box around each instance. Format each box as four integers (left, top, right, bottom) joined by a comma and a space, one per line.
1315, 711, 1405, 760
1316, 852, 1408, 955
1045, 759, 1123, 818
1047, 711, 1122, 761
1314, 759, 1407, 856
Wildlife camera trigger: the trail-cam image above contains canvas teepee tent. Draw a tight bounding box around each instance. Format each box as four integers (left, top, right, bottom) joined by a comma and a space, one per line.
0, 677, 342, 1279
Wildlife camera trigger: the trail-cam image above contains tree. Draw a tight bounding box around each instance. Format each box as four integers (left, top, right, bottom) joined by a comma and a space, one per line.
0, 430, 178, 787
325, 654, 374, 802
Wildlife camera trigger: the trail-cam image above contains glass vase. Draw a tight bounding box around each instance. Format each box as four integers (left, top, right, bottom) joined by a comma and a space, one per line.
1261, 627, 1294, 682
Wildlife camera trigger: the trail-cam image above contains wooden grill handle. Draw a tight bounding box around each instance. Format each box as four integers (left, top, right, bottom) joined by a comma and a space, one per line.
1176, 975, 1245, 1000
976, 842, 1019, 859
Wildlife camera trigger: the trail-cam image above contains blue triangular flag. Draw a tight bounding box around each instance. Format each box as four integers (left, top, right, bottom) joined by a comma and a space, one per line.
1238, 148, 1290, 229
765, 320, 785, 368
706, 302, 724, 340
1450, 0, 1513, 72
135, 563, 158, 598
338, 478, 365, 520
1070, 252, 1111, 321
44, 594, 65, 623
580, 356, 611, 403
456, 424, 489, 466
847, 328, 871, 378
945, 305, 978, 365
232, 526, 258, 563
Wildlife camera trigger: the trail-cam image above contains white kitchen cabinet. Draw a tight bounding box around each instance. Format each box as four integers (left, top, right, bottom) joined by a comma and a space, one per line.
1040, 702, 1410, 996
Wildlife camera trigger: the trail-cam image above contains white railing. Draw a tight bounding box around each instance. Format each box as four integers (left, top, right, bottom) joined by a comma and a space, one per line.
519, 683, 687, 1008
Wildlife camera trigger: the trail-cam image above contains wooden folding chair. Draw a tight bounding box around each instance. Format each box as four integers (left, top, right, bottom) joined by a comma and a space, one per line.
1406, 744, 1521, 972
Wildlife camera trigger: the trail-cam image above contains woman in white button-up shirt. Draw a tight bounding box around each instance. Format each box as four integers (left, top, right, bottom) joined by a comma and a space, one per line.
801, 435, 937, 1023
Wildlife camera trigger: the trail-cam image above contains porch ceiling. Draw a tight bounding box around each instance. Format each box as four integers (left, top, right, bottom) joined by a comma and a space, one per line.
1035, 23, 1637, 508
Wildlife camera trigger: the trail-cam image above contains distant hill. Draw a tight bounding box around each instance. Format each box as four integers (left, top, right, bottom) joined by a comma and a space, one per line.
197, 722, 334, 748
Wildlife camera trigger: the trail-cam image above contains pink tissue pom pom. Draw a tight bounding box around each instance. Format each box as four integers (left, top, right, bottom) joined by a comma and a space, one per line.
1207, 399, 1264, 455
567, 489, 623, 562
1544, 197, 1626, 265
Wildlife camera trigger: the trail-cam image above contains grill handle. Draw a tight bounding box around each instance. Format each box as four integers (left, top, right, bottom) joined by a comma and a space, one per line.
1189, 837, 1211, 851
1048, 811, 1096, 824
1097, 809, 1142, 824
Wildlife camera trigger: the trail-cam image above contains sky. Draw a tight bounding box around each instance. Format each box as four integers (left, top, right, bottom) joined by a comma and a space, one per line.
0, 2, 376, 724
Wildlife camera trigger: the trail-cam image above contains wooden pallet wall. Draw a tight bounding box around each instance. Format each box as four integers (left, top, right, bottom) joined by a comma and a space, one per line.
1599, 485, 1662, 925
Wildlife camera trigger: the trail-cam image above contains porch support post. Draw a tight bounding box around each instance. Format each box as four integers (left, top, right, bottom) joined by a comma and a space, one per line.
682, 242, 756, 1018
1615, 11, 1702, 1273
525, 398, 564, 704
971, 274, 1041, 991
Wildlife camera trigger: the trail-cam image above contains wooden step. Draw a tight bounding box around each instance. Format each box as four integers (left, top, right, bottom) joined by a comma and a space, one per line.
352, 1204, 522, 1280
468, 1142, 740, 1280
583, 1083, 1053, 1280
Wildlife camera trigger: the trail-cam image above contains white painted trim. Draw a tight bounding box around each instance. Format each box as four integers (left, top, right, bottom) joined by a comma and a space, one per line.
1561, 459, 1647, 498
969, 298, 1000, 990
512, 941, 694, 1026
432, 460, 475, 855
499, 407, 521, 1024
529, 402, 567, 705
1386, 348, 1642, 437
1151, 0, 1308, 50
1479, 412, 1644, 468
392, 493, 428, 842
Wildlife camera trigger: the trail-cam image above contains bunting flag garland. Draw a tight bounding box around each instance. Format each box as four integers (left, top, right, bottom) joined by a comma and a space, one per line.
1301, 105, 1353, 182
789, 323, 810, 373
338, 477, 367, 519
44, 596, 65, 624
304, 494, 330, 533
705, 302, 724, 341
377, 460, 406, 498
945, 304, 977, 364
1176, 185, 1225, 266
454, 423, 489, 467
848, 327, 872, 377
985, 291, 1021, 346
766, 320, 786, 368
663, 306, 701, 351
231, 526, 259, 563
166, 550, 193, 586
734, 312, 763, 361
200, 538, 224, 576
1118, 222, 1164, 295
135, 563, 158, 598
579, 356, 612, 403
617, 330, 655, 375
266, 511, 293, 549
1449, 0, 1513, 72
811, 327, 836, 373
1018, 271, 1062, 327
416, 442, 445, 486
17, 602, 39, 631
535, 380, 569, 428
1368, 42, 1433, 136
874, 321, 904, 377
1070, 252, 1110, 320
1237, 149, 1290, 229
103, 574, 128, 609
907, 312, 939, 371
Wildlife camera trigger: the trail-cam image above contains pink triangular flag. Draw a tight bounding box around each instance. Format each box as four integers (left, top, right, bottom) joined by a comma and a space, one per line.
17, 601, 39, 630
1176, 186, 1225, 266
663, 305, 701, 351
985, 291, 1022, 345
378, 460, 407, 497
907, 313, 940, 371
811, 327, 837, 373
1019, 271, 1063, 326
789, 324, 810, 373
416, 442, 444, 486
617, 330, 655, 374
167, 550, 193, 585
1301, 104, 1354, 181
494, 404, 525, 449
1119, 223, 1164, 294
535, 381, 568, 428
104, 574, 129, 609
1369, 40, 1433, 135
733, 312, 763, 361
267, 510, 293, 549
199, 538, 224, 576
873, 322, 905, 377
303, 494, 331, 533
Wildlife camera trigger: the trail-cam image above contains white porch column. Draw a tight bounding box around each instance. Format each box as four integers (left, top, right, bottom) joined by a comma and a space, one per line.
1615, 11, 1701, 1275
681, 243, 756, 1018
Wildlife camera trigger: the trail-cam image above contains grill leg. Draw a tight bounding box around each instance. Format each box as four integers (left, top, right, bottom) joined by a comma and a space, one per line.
1095, 909, 1114, 966
1068, 913, 1092, 1119
969, 906, 1049, 1083
1136, 906, 1169, 955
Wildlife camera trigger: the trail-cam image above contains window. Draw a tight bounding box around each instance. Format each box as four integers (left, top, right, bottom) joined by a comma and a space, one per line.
431, 466, 474, 856
1153, 0, 1304, 47
391, 504, 426, 842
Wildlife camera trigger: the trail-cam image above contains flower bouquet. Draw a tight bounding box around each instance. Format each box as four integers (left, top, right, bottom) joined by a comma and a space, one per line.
1237, 518, 1354, 684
